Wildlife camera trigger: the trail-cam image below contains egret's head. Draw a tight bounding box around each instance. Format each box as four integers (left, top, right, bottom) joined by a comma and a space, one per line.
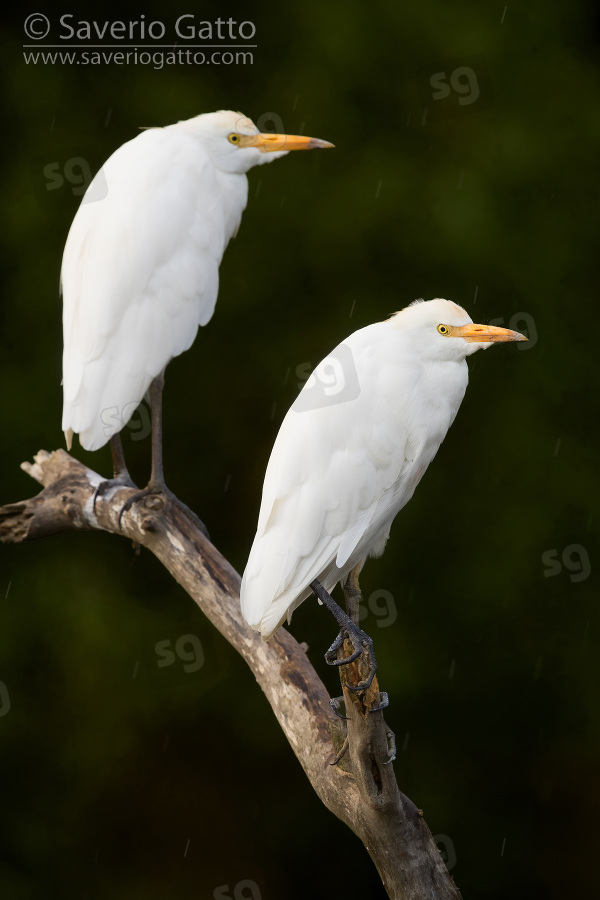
392, 298, 527, 361
182, 110, 334, 174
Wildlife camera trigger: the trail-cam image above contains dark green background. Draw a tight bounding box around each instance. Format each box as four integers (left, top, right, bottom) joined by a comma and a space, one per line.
1, 1, 598, 897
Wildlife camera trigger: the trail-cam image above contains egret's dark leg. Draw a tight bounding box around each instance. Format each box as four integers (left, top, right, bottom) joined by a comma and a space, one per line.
329, 692, 389, 719
147, 371, 166, 488
330, 696, 349, 720
93, 433, 137, 514
117, 371, 166, 494
342, 563, 362, 623
315, 572, 393, 767
310, 578, 377, 692
324, 566, 395, 766
341, 565, 389, 712
110, 433, 134, 481
117, 373, 208, 536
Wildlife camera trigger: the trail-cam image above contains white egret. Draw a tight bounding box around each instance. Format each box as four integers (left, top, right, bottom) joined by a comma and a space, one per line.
241, 298, 527, 688
61, 109, 333, 520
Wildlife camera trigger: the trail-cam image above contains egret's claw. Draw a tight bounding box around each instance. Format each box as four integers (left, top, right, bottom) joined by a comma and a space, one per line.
117, 486, 157, 528
330, 735, 349, 766
324, 629, 345, 661
330, 696, 349, 720
117, 483, 209, 538
325, 626, 373, 668
93, 473, 137, 516
369, 691, 396, 764
383, 725, 397, 765
344, 666, 377, 692
370, 691, 389, 713
325, 640, 363, 667
324, 620, 378, 692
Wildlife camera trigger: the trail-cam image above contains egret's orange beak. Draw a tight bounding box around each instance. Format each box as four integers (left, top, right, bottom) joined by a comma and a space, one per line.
452, 323, 528, 343
239, 133, 335, 153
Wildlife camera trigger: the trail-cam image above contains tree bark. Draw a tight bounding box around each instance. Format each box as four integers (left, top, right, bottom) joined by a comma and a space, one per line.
0, 449, 461, 900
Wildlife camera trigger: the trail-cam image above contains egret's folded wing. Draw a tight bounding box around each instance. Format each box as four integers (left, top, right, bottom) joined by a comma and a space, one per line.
335, 506, 376, 569
241, 323, 421, 637
61, 126, 246, 451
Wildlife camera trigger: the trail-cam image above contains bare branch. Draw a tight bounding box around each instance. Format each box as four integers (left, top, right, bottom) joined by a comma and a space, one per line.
1, 450, 461, 900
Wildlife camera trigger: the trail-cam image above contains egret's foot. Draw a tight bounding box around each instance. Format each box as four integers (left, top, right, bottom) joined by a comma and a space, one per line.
371, 690, 389, 713
331, 690, 387, 718
117, 481, 209, 538
330, 735, 349, 766
93, 472, 138, 516
370, 691, 397, 764
330, 696, 349, 720
324, 621, 378, 692
383, 725, 397, 765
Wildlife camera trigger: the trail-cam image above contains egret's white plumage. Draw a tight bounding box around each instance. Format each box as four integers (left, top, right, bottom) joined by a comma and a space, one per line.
62, 110, 333, 451
241, 298, 526, 639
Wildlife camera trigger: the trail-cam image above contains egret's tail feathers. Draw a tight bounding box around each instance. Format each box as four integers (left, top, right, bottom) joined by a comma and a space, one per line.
245, 587, 311, 642
240, 563, 312, 641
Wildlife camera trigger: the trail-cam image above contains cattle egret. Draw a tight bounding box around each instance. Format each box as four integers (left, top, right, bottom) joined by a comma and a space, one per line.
61, 109, 333, 519
241, 298, 527, 689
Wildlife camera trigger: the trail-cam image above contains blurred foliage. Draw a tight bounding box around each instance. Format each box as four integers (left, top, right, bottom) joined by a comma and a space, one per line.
1, 0, 599, 897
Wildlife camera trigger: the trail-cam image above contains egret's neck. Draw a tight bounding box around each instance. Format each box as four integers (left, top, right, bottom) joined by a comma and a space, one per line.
421, 356, 469, 431
215, 169, 249, 246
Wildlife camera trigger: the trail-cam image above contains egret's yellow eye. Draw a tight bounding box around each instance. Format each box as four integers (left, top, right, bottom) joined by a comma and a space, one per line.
228, 133, 240, 144
437, 324, 450, 335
